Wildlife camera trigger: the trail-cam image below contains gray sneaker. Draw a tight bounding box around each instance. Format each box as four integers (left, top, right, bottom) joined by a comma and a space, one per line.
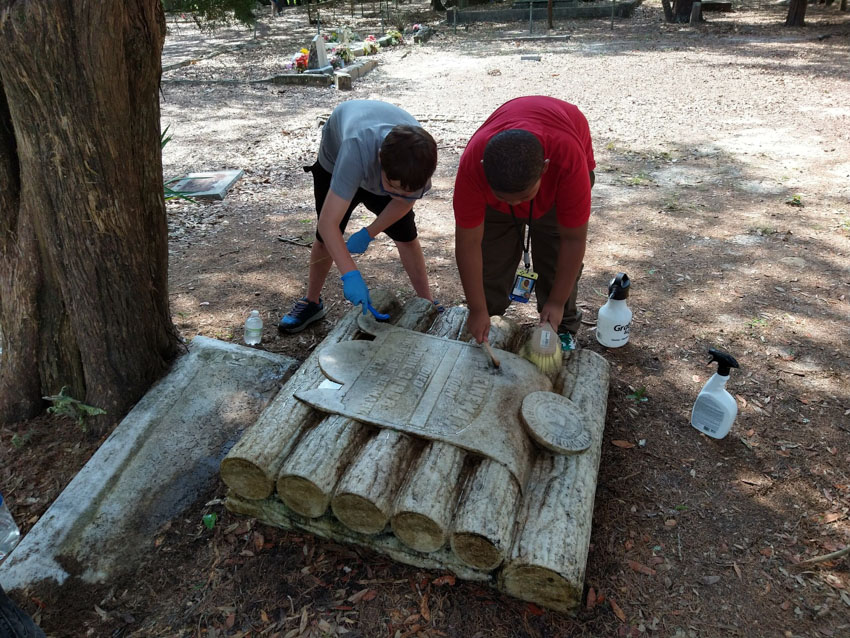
278, 297, 326, 334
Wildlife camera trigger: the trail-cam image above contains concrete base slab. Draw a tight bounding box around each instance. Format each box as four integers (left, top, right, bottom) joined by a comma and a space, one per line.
0, 337, 296, 592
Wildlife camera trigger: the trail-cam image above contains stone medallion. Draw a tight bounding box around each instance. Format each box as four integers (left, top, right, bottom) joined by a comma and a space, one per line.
520, 391, 591, 454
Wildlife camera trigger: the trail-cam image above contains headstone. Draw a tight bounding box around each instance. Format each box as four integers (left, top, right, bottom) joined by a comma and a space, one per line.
308, 34, 329, 70
0, 337, 296, 591
295, 315, 553, 488
169, 169, 244, 201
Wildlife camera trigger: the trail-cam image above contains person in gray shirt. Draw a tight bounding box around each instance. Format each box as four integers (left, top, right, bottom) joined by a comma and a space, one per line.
279, 100, 439, 333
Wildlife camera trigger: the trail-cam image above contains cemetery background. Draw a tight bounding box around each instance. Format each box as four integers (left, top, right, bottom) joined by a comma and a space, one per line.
2, 0, 850, 636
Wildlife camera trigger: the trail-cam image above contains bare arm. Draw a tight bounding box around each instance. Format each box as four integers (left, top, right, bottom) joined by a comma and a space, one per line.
455, 223, 490, 343
317, 190, 358, 276
364, 196, 415, 238
538, 222, 587, 330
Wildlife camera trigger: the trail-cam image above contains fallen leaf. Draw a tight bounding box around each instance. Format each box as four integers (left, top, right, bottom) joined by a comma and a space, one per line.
610, 598, 627, 622
781, 600, 791, 611
348, 588, 372, 603
299, 607, 308, 634
821, 512, 842, 524
260, 610, 269, 623
701, 575, 721, 585
624, 540, 634, 550
665, 519, 677, 528
628, 560, 657, 576
612, 440, 636, 449
253, 532, 265, 553
760, 547, 774, 557
586, 586, 597, 611
404, 614, 420, 625
362, 590, 377, 602
733, 563, 742, 580
225, 613, 235, 629
432, 574, 456, 587
526, 603, 545, 616
420, 593, 431, 622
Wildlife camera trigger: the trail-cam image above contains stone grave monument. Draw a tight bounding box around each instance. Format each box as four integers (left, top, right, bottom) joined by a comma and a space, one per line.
221, 291, 610, 613
305, 34, 332, 75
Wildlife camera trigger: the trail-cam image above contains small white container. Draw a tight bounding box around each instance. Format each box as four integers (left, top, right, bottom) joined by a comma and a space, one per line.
596, 273, 632, 348
691, 349, 740, 439
0, 492, 21, 563
244, 310, 263, 346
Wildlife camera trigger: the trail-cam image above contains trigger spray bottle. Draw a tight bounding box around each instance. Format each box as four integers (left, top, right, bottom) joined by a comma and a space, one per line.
691, 348, 740, 439
596, 273, 632, 348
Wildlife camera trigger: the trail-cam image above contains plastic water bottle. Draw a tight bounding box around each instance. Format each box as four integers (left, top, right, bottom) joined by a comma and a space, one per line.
0, 492, 21, 563
244, 310, 263, 345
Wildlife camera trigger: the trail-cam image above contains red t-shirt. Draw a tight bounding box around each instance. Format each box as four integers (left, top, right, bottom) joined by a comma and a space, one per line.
453, 96, 595, 229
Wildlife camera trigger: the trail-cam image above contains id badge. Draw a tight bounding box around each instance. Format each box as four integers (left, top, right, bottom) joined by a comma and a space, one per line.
510, 268, 538, 303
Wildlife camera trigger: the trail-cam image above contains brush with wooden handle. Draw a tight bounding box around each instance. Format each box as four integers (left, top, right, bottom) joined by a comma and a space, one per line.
482, 341, 501, 370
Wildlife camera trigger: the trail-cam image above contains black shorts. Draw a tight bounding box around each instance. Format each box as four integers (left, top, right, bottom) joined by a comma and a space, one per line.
305, 161, 418, 244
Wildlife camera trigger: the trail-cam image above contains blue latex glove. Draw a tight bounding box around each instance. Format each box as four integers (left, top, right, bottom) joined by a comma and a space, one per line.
340, 270, 390, 320
346, 227, 374, 255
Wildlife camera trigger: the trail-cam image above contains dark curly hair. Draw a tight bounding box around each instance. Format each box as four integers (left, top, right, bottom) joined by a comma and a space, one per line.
482, 129, 545, 193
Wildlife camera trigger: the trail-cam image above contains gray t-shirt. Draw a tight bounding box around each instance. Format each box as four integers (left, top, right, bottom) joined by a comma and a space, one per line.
317, 100, 429, 200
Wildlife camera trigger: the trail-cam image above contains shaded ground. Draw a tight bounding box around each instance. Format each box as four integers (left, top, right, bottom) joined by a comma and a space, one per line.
2, 1, 850, 636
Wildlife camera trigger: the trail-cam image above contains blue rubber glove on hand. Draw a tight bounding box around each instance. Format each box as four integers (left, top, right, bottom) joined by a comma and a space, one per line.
340, 270, 390, 320
346, 227, 374, 255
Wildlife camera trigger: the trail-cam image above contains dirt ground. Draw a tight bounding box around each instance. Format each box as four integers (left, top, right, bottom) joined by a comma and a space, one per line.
2, 1, 850, 636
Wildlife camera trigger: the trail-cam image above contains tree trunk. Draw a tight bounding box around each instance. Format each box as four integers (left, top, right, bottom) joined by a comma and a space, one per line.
786, 0, 807, 25
660, 0, 674, 22
0, 1, 181, 428
547, 0, 554, 29
672, 0, 694, 21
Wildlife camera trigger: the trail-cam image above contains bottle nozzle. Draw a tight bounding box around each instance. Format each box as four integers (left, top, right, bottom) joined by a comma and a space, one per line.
608, 273, 631, 300
708, 347, 739, 376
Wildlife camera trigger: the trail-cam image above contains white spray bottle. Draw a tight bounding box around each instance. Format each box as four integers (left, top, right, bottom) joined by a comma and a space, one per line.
691, 348, 740, 439
596, 273, 632, 348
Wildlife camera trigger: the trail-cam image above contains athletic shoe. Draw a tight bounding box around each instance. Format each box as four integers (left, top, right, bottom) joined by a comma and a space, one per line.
278, 297, 326, 334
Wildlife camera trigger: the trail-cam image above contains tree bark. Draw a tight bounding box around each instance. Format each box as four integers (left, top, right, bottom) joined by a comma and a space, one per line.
786, 0, 807, 25
0, 1, 181, 428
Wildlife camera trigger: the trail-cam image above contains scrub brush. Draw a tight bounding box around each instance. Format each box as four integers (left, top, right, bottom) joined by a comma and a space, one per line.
522, 323, 563, 375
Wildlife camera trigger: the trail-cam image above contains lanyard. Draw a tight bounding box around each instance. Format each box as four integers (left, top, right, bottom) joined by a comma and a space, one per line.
509, 201, 534, 270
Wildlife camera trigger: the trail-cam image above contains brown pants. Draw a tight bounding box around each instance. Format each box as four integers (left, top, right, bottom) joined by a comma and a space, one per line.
481, 204, 583, 335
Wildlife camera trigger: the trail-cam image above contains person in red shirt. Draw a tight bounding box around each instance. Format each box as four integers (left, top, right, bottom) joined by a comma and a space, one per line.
453, 96, 596, 345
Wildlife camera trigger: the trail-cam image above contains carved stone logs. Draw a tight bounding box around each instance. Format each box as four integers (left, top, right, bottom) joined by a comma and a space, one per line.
275, 297, 437, 518
277, 298, 437, 533
500, 349, 610, 614
219, 290, 401, 500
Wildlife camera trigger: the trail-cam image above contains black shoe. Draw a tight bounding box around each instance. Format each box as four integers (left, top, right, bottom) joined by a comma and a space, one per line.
278, 297, 326, 334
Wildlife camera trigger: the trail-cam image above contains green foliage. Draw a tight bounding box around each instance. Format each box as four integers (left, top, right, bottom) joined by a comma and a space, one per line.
162, 0, 257, 29
626, 387, 649, 403
43, 386, 107, 431
161, 125, 197, 204
202, 512, 218, 529
386, 29, 404, 45
785, 193, 803, 207
12, 431, 33, 449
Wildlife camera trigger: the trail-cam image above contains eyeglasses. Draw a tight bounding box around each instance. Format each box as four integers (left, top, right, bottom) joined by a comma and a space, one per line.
379, 182, 424, 202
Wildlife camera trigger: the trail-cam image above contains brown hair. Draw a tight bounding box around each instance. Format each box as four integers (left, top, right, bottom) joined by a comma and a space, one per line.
379, 125, 438, 192
482, 129, 545, 193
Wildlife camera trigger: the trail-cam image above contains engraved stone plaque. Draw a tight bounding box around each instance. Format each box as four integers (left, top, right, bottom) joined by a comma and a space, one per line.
520, 391, 591, 454
295, 315, 553, 489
